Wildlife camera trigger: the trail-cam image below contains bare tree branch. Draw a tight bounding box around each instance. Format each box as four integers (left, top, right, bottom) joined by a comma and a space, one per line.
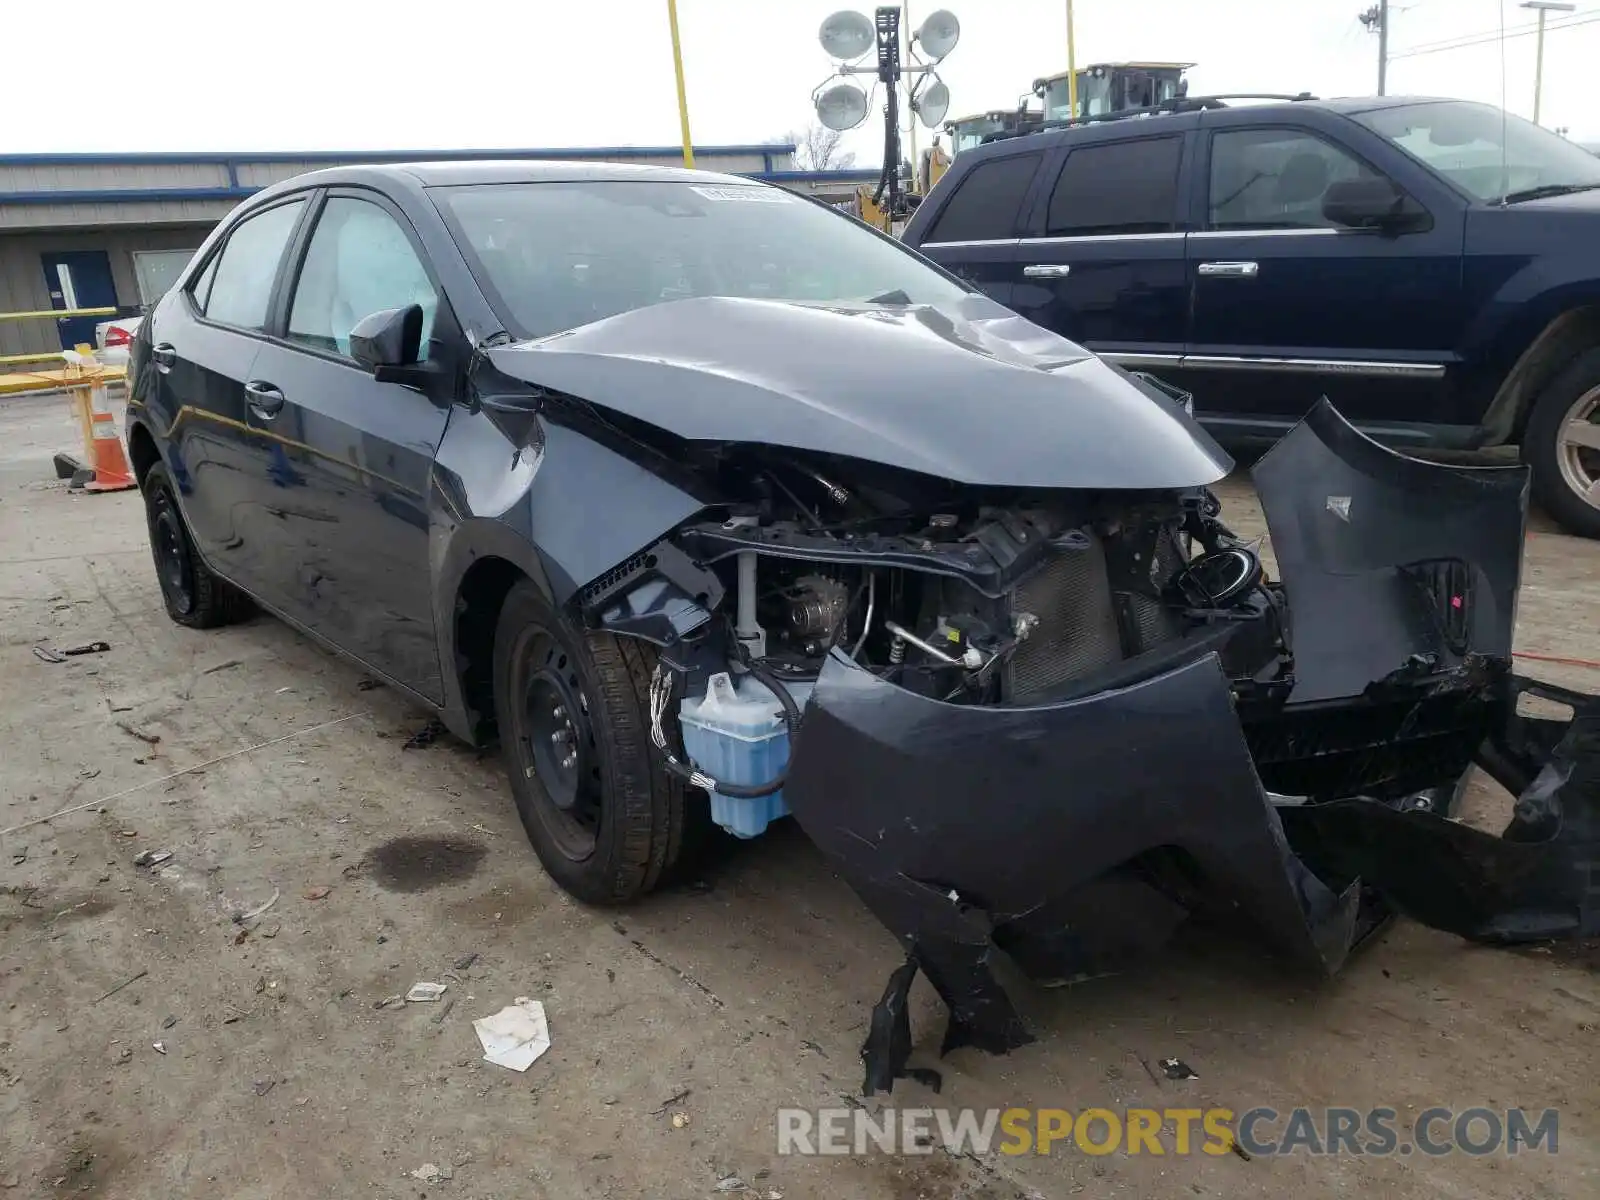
786, 123, 858, 172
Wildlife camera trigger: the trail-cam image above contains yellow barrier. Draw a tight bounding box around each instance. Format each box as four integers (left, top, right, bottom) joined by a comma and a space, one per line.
0, 341, 136, 491
1, 350, 88, 365
0, 363, 126, 397
1, 305, 124, 366
0, 306, 119, 321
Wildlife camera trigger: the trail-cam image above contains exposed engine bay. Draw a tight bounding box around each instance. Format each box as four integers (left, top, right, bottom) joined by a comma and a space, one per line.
592, 449, 1283, 799
677, 467, 1281, 711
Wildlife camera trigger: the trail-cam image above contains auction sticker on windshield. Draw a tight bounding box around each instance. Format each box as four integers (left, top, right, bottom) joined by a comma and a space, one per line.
691, 185, 792, 203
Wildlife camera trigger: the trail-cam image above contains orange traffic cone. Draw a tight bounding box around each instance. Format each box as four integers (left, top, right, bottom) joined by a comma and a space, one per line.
83, 378, 136, 492
64, 373, 136, 493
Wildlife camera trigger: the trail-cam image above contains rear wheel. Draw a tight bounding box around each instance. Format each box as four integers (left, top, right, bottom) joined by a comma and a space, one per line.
1523, 349, 1600, 539
493, 579, 692, 905
140, 461, 253, 628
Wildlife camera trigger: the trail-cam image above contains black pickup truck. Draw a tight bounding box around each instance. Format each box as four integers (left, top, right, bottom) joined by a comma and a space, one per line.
902, 95, 1600, 538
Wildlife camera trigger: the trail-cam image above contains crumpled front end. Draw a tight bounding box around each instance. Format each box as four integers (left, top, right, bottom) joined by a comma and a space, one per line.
780, 401, 1600, 1094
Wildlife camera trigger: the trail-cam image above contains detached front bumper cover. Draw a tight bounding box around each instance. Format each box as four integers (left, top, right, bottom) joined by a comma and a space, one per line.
781, 401, 1600, 1095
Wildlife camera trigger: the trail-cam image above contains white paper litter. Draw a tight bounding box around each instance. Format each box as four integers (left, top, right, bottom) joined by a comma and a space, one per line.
472, 996, 551, 1071
406, 982, 447, 1002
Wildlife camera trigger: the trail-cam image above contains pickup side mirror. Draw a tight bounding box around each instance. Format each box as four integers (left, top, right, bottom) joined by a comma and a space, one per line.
1322, 177, 1431, 234
349, 304, 423, 372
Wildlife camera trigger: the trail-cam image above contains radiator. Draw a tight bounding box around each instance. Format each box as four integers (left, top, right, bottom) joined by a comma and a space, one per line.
1004, 540, 1125, 703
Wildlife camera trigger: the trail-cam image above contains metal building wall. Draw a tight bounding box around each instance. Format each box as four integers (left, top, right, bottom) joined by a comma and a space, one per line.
0, 227, 210, 361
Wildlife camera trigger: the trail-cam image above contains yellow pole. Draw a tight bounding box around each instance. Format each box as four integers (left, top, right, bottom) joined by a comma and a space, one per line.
666, 0, 695, 167
1065, 0, 1078, 118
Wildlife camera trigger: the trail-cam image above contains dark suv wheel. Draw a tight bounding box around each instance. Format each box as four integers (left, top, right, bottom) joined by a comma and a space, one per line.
140, 461, 254, 628
1524, 348, 1600, 539
492, 579, 694, 905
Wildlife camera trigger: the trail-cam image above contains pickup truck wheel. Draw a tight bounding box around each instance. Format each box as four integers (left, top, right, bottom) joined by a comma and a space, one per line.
140, 462, 253, 628
1524, 350, 1600, 539
493, 579, 688, 905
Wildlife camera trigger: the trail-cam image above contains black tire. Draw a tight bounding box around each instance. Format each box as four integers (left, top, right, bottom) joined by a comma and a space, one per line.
1522, 348, 1600, 540
140, 462, 254, 628
493, 579, 690, 905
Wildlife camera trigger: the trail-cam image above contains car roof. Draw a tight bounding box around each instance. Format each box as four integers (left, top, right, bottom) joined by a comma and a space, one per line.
248, 159, 765, 202
958, 93, 1474, 162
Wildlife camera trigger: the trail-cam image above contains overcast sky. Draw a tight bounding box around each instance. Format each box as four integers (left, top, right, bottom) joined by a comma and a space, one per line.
3, 0, 1596, 157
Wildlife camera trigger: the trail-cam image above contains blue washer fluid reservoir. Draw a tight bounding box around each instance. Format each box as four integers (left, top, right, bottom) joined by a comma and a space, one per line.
678, 671, 814, 838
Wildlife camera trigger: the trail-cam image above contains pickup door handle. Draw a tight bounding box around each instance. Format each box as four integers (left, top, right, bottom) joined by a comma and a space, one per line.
1197, 261, 1259, 278
244, 380, 285, 419
151, 343, 177, 373
1022, 263, 1072, 279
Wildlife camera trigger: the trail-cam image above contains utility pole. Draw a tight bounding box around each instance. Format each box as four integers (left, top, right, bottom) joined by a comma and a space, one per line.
1359, 2, 1388, 96
1523, 2, 1576, 125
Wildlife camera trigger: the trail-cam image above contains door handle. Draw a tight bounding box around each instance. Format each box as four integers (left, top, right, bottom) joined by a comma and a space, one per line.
1022, 263, 1072, 279
151, 342, 176, 373
1197, 261, 1259, 278
245, 380, 285, 419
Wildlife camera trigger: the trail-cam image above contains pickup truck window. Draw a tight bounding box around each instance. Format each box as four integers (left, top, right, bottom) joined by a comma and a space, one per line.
1209, 129, 1382, 230
1354, 99, 1600, 204
1045, 136, 1181, 237
923, 152, 1043, 242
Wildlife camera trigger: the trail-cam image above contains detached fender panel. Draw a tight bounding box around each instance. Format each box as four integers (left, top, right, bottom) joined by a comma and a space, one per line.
1253, 398, 1528, 705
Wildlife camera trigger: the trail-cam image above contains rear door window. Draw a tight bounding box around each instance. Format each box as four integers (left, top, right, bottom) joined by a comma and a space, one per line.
923, 152, 1044, 242
200, 200, 305, 331
1044, 136, 1182, 236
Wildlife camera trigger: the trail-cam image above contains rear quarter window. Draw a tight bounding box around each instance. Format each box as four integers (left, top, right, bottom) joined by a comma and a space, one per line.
922, 152, 1044, 243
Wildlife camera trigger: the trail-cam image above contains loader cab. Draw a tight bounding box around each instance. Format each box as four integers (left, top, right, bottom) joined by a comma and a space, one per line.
1035, 62, 1193, 124
945, 110, 1031, 156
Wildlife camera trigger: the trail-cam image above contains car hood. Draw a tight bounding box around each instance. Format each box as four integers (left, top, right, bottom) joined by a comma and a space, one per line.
485, 293, 1232, 490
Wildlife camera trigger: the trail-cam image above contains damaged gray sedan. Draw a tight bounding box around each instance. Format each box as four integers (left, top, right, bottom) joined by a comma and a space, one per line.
125, 163, 1599, 1096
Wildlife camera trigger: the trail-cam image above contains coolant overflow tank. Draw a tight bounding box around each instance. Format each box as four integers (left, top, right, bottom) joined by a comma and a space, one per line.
678, 671, 814, 838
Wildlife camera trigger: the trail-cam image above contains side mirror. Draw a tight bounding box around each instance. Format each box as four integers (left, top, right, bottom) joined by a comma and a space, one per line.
349, 304, 423, 372
1322, 178, 1431, 234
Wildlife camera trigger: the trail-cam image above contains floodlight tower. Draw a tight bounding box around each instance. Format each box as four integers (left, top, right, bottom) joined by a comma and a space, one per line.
811, 8, 958, 222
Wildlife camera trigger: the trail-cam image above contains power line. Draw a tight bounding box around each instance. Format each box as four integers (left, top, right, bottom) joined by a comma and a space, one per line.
1391, 9, 1600, 59
1404, 5, 1600, 52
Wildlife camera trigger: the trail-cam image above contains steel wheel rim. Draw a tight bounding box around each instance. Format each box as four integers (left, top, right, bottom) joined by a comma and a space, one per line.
1556, 385, 1600, 511
518, 629, 603, 860
150, 487, 196, 614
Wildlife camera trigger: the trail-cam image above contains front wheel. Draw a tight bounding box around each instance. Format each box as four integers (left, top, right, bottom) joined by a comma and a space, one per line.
140, 461, 253, 628
1523, 349, 1600, 539
493, 579, 691, 905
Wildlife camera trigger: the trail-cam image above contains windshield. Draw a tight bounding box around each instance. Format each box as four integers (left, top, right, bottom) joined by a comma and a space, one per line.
951, 118, 1007, 154
435, 180, 967, 340
1353, 100, 1600, 203
1043, 75, 1113, 121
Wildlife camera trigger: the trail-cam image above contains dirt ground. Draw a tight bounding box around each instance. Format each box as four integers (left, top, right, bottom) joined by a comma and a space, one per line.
0, 389, 1596, 1199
